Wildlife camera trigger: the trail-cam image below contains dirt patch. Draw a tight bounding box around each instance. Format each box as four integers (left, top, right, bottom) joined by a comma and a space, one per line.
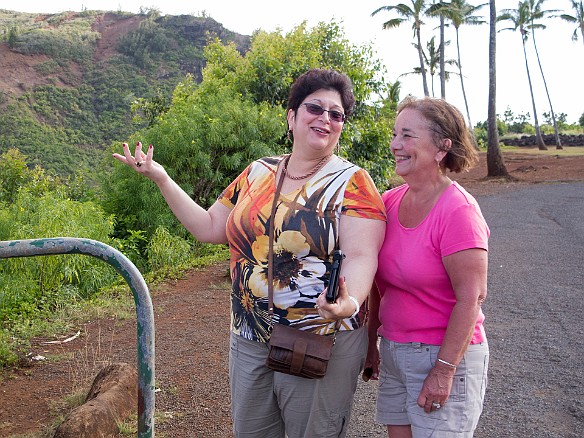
0, 43, 55, 96
92, 14, 143, 63
451, 149, 584, 196
1, 150, 583, 437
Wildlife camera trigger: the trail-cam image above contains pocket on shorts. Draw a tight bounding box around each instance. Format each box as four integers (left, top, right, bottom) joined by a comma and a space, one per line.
449, 373, 467, 402
446, 343, 489, 403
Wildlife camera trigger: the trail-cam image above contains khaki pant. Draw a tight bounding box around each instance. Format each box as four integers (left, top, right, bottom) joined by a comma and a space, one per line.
229, 327, 367, 438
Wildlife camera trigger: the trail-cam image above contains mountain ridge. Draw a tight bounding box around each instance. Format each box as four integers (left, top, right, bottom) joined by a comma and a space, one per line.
0, 9, 250, 174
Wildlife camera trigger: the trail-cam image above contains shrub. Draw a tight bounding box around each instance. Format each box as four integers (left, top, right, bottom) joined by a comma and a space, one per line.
146, 226, 192, 271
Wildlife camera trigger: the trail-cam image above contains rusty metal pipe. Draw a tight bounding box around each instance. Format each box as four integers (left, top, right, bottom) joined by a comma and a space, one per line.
0, 237, 155, 437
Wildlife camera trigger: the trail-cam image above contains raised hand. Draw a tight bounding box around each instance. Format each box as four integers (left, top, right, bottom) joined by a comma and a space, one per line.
112, 142, 168, 184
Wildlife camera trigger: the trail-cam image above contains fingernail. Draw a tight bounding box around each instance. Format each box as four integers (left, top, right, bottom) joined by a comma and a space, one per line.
123, 143, 128, 147
149, 144, 153, 149
136, 141, 141, 146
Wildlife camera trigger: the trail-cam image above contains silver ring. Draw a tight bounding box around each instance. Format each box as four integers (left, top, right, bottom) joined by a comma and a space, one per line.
136, 161, 143, 167
314, 304, 320, 310
432, 402, 441, 409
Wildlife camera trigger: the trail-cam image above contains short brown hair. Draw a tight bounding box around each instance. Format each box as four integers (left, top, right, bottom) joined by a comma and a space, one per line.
397, 96, 478, 173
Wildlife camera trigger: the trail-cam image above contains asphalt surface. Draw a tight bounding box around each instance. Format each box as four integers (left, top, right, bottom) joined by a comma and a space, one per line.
347, 182, 584, 437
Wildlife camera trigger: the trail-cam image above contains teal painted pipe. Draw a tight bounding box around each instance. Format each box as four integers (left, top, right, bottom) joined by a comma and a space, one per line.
0, 237, 155, 437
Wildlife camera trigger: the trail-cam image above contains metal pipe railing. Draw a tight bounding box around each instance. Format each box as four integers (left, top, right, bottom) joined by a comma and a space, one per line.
0, 237, 155, 437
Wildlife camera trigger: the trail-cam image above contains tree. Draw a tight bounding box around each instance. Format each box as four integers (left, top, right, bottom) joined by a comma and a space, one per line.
0, 148, 30, 205
487, 0, 509, 177
7, 26, 18, 49
499, 2, 547, 150
558, 0, 584, 49
526, 0, 563, 149
105, 22, 395, 233
428, 0, 487, 132
427, 0, 447, 98
439, 10, 446, 98
372, 1, 431, 96
399, 36, 458, 97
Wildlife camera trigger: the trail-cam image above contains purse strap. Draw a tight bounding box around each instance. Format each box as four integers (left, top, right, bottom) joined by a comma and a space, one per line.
267, 155, 288, 323
267, 154, 340, 337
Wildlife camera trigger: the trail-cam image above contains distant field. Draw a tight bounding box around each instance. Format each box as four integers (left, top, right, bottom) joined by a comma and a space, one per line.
500, 145, 584, 157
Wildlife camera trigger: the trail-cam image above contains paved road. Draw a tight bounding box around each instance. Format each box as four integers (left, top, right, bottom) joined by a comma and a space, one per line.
348, 182, 584, 437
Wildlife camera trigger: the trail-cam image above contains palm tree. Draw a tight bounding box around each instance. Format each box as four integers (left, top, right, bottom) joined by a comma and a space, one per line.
439, 11, 446, 98
558, 0, 584, 49
428, 0, 487, 132
428, 0, 447, 98
498, 1, 547, 150
487, 0, 509, 177
388, 80, 403, 108
526, 0, 563, 149
400, 36, 458, 96
372, 1, 430, 96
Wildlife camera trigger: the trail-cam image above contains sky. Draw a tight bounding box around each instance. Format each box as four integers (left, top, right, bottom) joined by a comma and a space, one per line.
2, 0, 583, 125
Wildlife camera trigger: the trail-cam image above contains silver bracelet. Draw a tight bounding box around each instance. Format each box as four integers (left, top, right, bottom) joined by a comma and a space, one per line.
348, 295, 360, 318
437, 358, 457, 369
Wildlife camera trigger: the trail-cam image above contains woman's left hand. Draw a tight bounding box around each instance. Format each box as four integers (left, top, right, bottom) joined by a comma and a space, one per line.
417, 365, 456, 413
315, 277, 358, 320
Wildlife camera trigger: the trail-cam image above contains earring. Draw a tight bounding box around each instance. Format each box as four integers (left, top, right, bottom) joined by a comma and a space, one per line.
287, 130, 293, 144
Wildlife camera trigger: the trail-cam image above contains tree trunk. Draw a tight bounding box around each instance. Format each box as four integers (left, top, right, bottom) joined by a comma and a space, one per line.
440, 15, 446, 98
456, 28, 478, 151
416, 23, 430, 96
521, 38, 547, 150
531, 28, 562, 149
487, 0, 509, 177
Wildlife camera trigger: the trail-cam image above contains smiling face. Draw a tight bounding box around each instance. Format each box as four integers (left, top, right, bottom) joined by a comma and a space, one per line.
287, 88, 345, 157
390, 108, 449, 180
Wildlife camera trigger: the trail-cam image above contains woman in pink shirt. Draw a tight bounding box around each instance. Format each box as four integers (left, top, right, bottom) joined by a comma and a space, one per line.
365, 96, 490, 437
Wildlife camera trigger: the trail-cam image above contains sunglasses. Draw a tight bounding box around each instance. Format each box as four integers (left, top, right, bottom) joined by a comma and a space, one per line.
301, 103, 346, 123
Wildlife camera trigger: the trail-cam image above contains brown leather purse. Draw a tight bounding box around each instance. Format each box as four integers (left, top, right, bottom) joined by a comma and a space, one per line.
265, 155, 337, 379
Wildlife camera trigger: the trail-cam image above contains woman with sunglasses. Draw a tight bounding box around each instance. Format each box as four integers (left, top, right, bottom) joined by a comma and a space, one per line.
113, 68, 386, 437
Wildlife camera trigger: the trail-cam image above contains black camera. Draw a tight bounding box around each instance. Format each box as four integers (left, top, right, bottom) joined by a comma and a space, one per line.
325, 250, 345, 303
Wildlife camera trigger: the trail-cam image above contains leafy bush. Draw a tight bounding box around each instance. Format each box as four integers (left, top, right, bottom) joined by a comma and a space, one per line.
12, 12, 100, 64
0, 148, 30, 205
0, 152, 119, 367
146, 226, 192, 270
0, 330, 17, 368
103, 78, 282, 235
117, 17, 173, 68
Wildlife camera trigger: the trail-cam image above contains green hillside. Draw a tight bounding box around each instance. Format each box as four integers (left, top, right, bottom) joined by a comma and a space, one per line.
0, 8, 250, 176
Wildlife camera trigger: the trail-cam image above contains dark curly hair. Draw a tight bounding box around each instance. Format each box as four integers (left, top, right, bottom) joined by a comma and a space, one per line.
287, 68, 356, 117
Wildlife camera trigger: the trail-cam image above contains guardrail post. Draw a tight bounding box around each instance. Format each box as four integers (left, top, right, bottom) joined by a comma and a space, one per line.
0, 237, 155, 437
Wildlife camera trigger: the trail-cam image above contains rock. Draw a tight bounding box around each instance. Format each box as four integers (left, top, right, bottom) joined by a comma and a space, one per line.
53, 362, 137, 438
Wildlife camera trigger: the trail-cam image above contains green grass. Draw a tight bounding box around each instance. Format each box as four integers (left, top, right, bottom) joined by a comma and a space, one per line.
499, 145, 584, 157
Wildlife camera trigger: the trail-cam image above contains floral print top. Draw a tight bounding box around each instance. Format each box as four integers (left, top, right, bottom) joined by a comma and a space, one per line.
218, 155, 386, 343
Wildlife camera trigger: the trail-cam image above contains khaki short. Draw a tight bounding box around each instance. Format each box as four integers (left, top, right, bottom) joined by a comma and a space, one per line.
229, 327, 367, 438
376, 338, 489, 437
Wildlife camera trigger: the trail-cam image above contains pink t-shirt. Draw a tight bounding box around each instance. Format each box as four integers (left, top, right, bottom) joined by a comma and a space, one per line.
375, 182, 490, 345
